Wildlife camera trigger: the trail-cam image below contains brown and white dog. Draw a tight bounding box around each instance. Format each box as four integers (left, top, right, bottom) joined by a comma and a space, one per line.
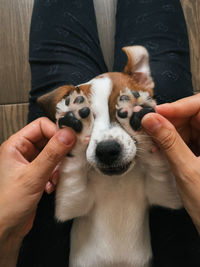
38, 46, 181, 267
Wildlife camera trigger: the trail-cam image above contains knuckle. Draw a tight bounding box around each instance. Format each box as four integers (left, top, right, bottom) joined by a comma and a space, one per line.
36, 116, 49, 123
0, 139, 15, 154
43, 143, 61, 164
34, 117, 52, 129
159, 129, 177, 151
44, 149, 57, 163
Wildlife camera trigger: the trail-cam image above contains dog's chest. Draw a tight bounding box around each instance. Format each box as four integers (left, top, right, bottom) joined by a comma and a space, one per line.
70, 167, 151, 266
88, 167, 147, 224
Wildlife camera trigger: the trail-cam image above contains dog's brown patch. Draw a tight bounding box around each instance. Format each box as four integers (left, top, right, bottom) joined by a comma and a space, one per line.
106, 72, 152, 121
37, 85, 75, 120
77, 84, 92, 99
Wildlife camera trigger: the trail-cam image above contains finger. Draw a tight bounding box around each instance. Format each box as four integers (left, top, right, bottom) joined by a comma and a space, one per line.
30, 128, 76, 183
2, 135, 37, 165
7, 118, 57, 161
13, 117, 57, 149
191, 110, 200, 131
45, 169, 60, 194
45, 181, 56, 194
156, 93, 200, 119
141, 113, 195, 172
51, 169, 60, 186
156, 95, 200, 142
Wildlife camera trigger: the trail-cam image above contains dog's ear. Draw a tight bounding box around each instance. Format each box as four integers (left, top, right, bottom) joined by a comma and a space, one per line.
37, 85, 75, 121
122, 46, 154, 91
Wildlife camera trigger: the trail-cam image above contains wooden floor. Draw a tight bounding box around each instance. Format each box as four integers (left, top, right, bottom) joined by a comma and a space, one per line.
181, 0, 200, 92
0, 0, 200, 144
0, 0, 33, 143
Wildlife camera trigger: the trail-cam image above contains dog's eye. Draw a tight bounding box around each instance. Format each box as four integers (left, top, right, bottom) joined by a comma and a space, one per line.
65, 97, 70, 106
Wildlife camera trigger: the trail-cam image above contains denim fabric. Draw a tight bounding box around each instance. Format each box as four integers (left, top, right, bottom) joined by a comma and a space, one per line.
28, 0, 107, 122
114, 0, 193, 103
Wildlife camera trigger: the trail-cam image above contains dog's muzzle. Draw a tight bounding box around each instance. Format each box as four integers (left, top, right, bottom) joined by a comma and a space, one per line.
95, 140, 131, 175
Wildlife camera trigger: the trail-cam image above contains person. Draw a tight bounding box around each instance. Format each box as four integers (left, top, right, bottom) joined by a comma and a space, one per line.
1, 0, 199, 266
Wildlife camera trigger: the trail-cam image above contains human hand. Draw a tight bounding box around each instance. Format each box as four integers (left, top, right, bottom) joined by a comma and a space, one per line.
155, 93, 200, 154
0, 118, 75, 249
141, 94, 200, 234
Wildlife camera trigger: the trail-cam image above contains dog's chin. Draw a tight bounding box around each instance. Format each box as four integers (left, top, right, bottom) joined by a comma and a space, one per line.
98, 162, 132, 176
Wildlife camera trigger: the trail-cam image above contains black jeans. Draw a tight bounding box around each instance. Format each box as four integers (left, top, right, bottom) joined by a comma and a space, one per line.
18, 0, 200, 266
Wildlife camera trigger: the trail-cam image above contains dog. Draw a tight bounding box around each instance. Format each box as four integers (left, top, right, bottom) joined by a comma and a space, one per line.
38, 46, 181, 267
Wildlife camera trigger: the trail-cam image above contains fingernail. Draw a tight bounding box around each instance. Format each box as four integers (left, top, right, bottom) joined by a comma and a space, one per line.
155, 103, 168, 110
52, 171, 59, 186
45, 181, 54, 194
142, 115, 161, 133
57, 128, 75, 146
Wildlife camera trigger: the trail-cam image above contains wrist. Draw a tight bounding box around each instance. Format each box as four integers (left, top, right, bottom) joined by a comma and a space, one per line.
0, 233, 22, 267
0, 221, 23, 267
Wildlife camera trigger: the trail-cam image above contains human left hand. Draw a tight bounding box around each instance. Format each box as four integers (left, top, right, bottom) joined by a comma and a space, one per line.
141, 97, 200, 234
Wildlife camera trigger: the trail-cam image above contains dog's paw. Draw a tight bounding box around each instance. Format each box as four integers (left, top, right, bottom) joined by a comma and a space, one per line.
57, 91, 93, 144
116, 89, 156, 131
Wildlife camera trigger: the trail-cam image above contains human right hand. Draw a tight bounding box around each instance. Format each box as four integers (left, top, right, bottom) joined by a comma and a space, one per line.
141, 94, 200, 234
0, 118, 76, 267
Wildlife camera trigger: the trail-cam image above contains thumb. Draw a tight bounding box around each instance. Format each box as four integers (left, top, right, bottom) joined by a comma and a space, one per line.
31, 128, 76, 181
141, 113, 195, 170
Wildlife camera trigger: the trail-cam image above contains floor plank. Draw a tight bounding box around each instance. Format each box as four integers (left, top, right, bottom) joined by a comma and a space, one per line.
181, 0, 200, 92
0, 103, 29, 144
94, 0, 117, 71
0, 0, 33, 104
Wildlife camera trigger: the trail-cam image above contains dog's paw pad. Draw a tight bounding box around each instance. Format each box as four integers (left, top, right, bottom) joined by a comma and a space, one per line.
65, 96, 70, 106
130, 107, 155, 131
58, 111, 83, 132
74, 96, 85, 104
116, 90, 156, 132
58, 91, 93, 135
117, 108, 128, 119
119, 95, 130, 102
79, 107, 90, 118
131, 91, 140, 99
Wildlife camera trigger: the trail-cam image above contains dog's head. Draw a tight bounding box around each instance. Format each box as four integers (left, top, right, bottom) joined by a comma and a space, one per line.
38, 46, 156, 176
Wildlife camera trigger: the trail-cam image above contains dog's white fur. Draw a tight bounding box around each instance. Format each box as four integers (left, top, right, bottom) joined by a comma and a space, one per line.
52, 46, 182, 267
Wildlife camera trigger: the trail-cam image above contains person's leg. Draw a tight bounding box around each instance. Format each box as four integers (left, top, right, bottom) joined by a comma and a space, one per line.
28, 0, 107, 122
114, 1, 200, 267
18, 1, 107, 266
114, 0, 193, 104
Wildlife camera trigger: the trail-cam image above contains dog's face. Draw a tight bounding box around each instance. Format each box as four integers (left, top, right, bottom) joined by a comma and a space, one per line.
38, 46, 156, 176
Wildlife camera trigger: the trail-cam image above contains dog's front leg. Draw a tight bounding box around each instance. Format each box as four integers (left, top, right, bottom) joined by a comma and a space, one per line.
115, 90, 182, 209
143, 151, 182, 209
55, 91, 94, 222
55, 145, 94, 222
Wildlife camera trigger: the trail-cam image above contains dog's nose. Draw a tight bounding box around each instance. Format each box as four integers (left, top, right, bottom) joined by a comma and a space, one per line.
96, 140, 121, 165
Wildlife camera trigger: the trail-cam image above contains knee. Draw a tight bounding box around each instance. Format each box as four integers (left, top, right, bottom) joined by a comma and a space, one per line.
150, 61, 193, 104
